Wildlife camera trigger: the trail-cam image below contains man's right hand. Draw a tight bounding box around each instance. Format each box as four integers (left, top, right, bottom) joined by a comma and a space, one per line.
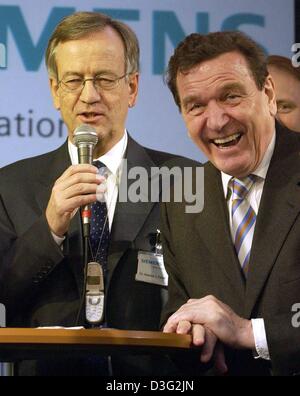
46, 164, 105, 237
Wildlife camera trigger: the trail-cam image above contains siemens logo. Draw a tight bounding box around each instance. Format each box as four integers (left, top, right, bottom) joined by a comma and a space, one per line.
0, 5, 265, 73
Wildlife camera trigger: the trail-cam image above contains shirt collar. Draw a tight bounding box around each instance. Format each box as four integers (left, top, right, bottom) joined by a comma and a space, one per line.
221, 130, 276, 198
68, 130, 128, 175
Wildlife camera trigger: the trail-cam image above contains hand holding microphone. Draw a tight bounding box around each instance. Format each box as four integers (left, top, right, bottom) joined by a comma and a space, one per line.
46, 125, 104, 238
74, 124, 98, 237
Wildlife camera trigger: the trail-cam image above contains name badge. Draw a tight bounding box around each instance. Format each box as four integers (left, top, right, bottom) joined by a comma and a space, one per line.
135, 251, 168, 287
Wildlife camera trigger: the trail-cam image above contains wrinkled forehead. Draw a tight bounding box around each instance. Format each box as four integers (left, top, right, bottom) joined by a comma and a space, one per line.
54, 29, 126, 76
56, 29, 124, 56
177, 52, 254, 89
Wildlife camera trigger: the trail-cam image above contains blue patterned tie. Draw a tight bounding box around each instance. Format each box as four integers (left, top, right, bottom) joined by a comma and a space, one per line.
85, 161, 111, 374
90, 161, 110, 269
230, 175, 257, 277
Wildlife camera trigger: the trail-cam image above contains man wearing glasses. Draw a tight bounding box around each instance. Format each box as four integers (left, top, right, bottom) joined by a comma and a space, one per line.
0, 12, 179, 376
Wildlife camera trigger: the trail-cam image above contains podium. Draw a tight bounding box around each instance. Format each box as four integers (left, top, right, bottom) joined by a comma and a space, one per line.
0, 328, 194, 373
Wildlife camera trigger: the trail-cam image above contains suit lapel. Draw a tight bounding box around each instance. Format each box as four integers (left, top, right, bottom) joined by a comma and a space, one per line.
35, 141, 71, 210
195, 163, 246, 303
245, 126, 300, 317
66, 212, 84, 294
35, 142, 85, 294
106, 136, 157, 285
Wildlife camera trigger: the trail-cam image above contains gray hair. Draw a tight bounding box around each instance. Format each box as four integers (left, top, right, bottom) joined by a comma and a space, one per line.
45, 11, 140, 78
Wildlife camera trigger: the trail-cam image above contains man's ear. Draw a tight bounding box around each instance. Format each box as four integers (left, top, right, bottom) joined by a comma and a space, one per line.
49, 77, 61, 110
264, 74, 277, 117
128, 73, 139, 108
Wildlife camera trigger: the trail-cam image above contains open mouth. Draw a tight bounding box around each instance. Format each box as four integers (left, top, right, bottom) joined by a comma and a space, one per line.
212, 132, 242, 148
79, 112, 102, 118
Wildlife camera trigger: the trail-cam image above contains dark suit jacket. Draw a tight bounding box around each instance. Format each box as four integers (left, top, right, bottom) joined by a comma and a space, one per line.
0, 135, 180, 375
160, 124, 300, 376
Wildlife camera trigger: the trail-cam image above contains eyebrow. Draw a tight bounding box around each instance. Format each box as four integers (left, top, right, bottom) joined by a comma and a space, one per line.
277, 99, 296, 107
181, 95, 204, 110
61, 70, 117, 79
61, 71, 83, 79
219, 82, 247, 95
181, 82, 247, 109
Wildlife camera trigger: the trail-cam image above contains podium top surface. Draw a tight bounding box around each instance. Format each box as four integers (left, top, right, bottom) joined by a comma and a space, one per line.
0, 327, 191, 348
0, 328, 194, 361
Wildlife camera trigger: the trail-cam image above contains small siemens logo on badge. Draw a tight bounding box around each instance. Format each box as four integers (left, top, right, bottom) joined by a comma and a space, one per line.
0, 42, 7, 69
0, 303, 5, 327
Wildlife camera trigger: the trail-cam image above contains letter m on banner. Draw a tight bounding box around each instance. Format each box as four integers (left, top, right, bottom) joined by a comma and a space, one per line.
0, 43, 6, 68
0, 5, 74, 71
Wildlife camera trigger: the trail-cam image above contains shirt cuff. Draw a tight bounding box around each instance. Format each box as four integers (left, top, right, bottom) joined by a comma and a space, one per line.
51, 231, 65, 247
251, 318, 270, 360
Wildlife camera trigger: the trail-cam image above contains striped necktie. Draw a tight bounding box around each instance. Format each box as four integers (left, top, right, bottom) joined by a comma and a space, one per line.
90, 161, 110, 270
230, 175, 257, 277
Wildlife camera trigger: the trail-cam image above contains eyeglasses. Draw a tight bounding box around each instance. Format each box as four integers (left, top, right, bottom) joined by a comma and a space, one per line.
58, 73, 128, 93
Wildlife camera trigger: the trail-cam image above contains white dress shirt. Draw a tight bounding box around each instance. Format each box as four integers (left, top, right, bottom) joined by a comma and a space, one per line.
51, 130, 127, 244
221, 131, 276, 361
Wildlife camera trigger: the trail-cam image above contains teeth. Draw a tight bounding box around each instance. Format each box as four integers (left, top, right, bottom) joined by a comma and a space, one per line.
214, 133, 241, 145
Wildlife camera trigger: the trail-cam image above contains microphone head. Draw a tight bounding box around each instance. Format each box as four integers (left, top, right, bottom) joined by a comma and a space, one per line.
73, 124, 98, 148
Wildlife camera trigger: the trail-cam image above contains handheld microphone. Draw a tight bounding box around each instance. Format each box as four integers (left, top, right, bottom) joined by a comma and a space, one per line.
74, 125, 105, 327
74, 124, 98, 237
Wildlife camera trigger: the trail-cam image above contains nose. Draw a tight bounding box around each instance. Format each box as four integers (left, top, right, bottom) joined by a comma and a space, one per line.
205, 100, 229, 131
79, 79, 101, 104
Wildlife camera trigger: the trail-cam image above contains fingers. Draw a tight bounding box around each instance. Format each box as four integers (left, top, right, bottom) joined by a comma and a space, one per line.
194, 325, 228, 373
46, 164, 107, 236
164, 296, 250, 351
56, 164, 98, 183
164, 296, 230, 337
176, 320, 192, 334
191, 324, 205, 347
61, 181, 103, 201
200, 327, 217, 363
164, 316, 227, 373
164, 319, 206, 348
165, 300, 209, 330
213, 343, 228, 375
58, 194, 98, 213
163, 319, 191, 335
163, 319, 180, 333
196, 326, 228, 373
54, 164, 107, 204
54, 165, 105, 193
